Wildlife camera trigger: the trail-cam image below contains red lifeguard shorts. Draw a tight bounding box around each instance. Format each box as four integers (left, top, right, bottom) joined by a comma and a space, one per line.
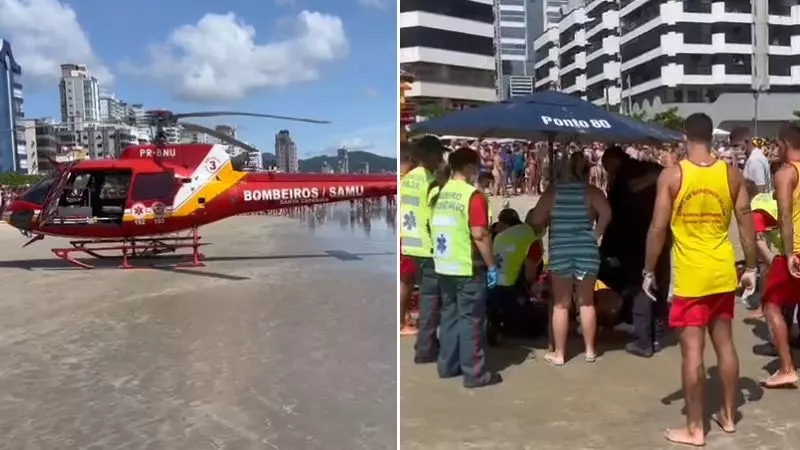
400, 255, 415, 280
762, 255, 800, 307
669, 292, 735, 328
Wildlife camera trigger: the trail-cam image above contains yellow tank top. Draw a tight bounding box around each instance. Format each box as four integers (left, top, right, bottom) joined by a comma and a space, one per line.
790, 162, 800, 255
670, 160, 737, 297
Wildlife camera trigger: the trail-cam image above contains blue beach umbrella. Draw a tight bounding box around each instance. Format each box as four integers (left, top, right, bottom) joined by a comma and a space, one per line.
409, 91, 683, 143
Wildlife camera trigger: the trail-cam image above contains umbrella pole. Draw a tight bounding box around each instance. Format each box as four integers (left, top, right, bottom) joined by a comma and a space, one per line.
547, 134, 555, 189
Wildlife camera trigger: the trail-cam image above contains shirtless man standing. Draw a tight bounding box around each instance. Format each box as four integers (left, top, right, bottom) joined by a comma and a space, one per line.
760, 122, 800, 388
643, 113, 757, 446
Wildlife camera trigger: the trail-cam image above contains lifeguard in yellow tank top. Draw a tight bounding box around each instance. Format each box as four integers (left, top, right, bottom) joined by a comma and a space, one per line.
670, 159, 738, 297
762, 161, 800, 308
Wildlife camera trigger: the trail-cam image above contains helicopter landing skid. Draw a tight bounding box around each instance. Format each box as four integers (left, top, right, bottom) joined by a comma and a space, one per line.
50, 228, 208, 269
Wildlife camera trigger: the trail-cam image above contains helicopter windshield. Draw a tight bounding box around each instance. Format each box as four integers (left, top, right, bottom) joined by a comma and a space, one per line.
18, 174, 55, 205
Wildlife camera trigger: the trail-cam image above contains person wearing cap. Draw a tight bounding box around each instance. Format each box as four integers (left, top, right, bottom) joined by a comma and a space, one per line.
731, 127, 771, 193
429, 147, 502, 388
487, 208, 545, 344
400, 136, 446, 364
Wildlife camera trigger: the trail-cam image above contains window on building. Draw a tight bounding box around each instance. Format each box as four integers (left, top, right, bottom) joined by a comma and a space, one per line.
561, 72, 578, 89
620, 28, 661, 61
502, 60, 527, 76
535, 65, 552, 81
501, 27, 527, 40
534, 45, 552, 62
722, 24, 751, 44
769, 55, 793, 76
719, 54, 752, 75
768, 0, 792, 16
769, 25, 792, 46
559, 30, 576, 46
586, 40, 602, 55
500, 10, 526, 21
682, 24, 712, 44
724, 0, 751, 13
683, 0, 712, 13
587, 59, 605, 79
400, 27, 494, 56
560, 52, 576, 67
501, 42, 527, 52
400, 0, 493, 23
400, 62, 496, 88
625, 60, 663, 88
621, 2, 660, 32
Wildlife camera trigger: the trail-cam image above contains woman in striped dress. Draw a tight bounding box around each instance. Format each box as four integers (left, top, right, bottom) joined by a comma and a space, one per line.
528, 152, 612, 365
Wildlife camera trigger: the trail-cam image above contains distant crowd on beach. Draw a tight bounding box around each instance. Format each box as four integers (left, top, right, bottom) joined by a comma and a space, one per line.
435, 136, 786, 197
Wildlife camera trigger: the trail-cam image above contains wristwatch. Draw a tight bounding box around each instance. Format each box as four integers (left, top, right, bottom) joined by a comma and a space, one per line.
641, 269, 654, 279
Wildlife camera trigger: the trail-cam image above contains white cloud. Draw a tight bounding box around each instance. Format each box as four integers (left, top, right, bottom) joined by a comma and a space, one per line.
0, 0, 113, 88
339, 137, 374, 149
357, 0, 387, 8
331, 122, 396, 156
131, 11, 348, 103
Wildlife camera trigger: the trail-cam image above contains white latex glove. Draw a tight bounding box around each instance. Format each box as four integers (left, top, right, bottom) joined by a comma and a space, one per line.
738, 268, 757, 301
642, 272, 657, 302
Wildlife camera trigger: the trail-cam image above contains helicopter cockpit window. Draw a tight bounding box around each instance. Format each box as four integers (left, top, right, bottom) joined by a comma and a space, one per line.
62, 173, 92, 205
19, 175, 54, 205
131, 172, 176, 203
99, 173, 131, 200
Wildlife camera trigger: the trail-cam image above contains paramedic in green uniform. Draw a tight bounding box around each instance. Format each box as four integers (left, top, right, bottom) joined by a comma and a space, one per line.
400, 137, 446, 363
430, 147, 502, 388
488, 216, 545, 340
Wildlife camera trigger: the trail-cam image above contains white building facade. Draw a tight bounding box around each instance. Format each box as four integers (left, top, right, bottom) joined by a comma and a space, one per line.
400, 0, 497, 108
274, 130, 298, 173
496, 0, 534, 99
533, 0, 800, 134
59, 64, 101, 130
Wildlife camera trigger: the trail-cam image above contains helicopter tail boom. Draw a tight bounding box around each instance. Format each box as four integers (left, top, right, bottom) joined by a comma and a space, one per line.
232, 173, 396, 214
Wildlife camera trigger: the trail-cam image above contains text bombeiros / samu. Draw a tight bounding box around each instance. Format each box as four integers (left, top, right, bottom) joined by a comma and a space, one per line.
242, 186, 366, 202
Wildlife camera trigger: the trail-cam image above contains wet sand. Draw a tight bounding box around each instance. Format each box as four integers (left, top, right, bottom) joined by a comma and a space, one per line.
401, 195, 800, 450
0, 212, 396, 449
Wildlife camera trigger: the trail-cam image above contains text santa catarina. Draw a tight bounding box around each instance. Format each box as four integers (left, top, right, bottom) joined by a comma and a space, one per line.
243, 186, 365, 202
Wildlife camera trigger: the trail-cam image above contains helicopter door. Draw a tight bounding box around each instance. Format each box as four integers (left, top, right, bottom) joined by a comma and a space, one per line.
128, 171, 180, 223
38, 162, 79, 227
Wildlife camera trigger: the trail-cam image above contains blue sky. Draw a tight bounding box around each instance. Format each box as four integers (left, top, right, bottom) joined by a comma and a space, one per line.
0, 0, 397, 158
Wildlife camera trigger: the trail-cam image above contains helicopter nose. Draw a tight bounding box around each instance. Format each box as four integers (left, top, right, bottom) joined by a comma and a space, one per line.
3, 203, 35, 230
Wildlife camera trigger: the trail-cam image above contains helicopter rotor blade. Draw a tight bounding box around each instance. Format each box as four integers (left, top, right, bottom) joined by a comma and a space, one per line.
172, 111, 330, 124
180, 122, 264, 156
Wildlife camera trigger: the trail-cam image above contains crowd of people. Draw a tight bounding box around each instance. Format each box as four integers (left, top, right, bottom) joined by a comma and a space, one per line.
399, 114, 800, 446
431, 134, 786, 198
0, 185, 26, 216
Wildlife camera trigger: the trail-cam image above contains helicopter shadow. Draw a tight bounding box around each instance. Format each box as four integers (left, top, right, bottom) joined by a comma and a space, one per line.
0, 250, 394, 280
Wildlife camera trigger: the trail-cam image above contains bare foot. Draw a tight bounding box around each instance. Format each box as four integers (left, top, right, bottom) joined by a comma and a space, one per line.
748, 308, 764, 319
759, 370, 799, 388
543, 352, 565, 366
664, 428, 705, 447
711, 412, 736, 433
400, 326, 417, 336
